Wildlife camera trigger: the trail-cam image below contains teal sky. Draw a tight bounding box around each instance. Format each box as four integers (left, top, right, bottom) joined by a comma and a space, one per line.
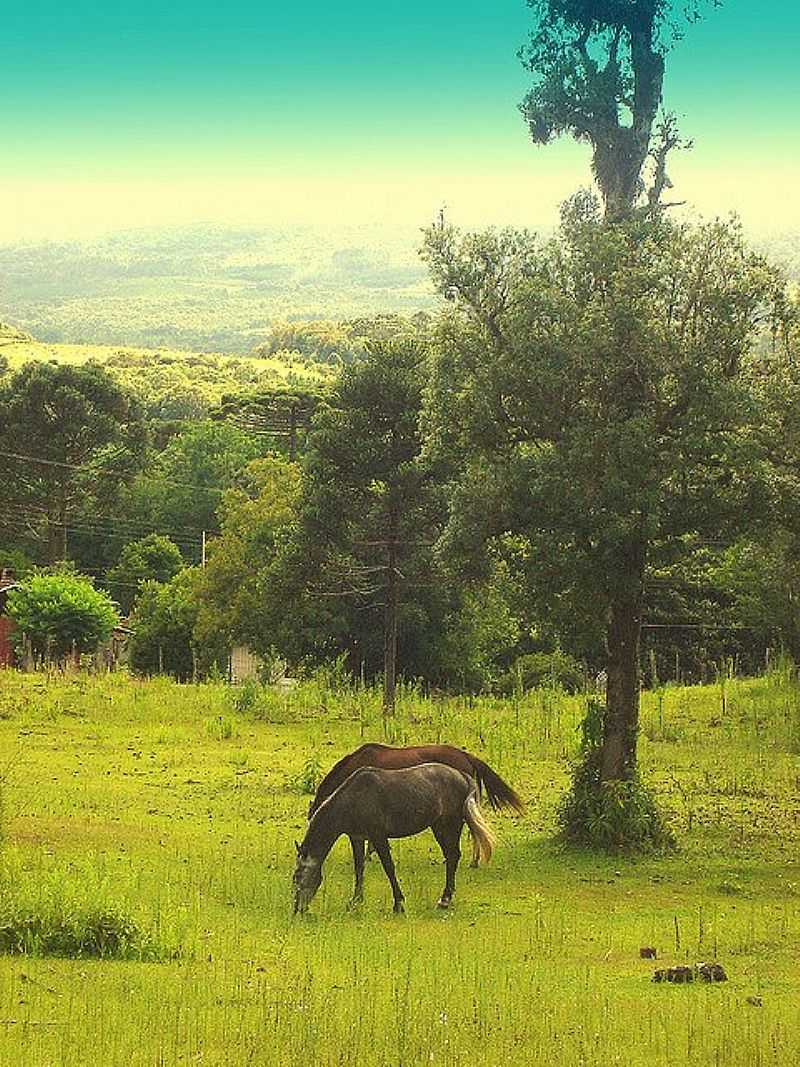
4, 1, 799, 238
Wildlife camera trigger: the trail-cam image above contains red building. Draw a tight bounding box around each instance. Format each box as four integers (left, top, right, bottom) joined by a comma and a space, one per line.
0, 567, 20, 667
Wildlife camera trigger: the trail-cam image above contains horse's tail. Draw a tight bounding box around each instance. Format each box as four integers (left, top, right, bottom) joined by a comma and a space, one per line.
466, 755, 525, 815
464, 784, 495, 866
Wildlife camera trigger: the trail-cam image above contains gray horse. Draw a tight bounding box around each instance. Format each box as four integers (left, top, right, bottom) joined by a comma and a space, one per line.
292, 763, 494, 914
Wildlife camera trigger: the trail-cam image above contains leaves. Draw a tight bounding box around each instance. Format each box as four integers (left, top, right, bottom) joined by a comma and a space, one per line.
6, 572, 118, 658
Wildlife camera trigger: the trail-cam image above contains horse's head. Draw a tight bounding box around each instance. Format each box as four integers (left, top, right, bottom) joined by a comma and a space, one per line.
292, 841, 322, 914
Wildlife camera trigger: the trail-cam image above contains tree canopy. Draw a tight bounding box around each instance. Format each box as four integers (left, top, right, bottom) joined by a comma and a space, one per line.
519, 0, 718, 219
106, 534, 185, 615
423, 204, 784, 802
7, 570, 119, 660
0, 362, 146, 563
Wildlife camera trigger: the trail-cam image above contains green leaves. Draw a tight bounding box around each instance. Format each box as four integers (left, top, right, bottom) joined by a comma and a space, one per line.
6, 571, 118, 659
107, 534, 185, 615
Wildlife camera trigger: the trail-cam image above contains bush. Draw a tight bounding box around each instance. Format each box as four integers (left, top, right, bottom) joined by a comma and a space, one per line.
497, 650, 587, 695
557, 699, 675, 852
6, 570, 118, 661
0, 852, 169, 960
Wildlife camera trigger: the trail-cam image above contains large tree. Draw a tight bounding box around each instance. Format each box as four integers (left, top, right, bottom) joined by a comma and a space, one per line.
106, 534, 185, 615
423, 208, 783, 842
519, 0, 716, 220
194, 457, 302, 656
270, 339, 445, 713
212, 387, 324, 461
0, 362, 146, 564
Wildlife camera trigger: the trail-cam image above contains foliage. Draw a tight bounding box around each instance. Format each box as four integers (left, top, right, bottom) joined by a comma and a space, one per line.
289, 754, 324, 795
103, 348, 322, 421
194, 457, 302, 653
497, 649, 587, 695
5, 570, 118, 659
124, 420, 264, 539
129, 568, 221, 680
106, 533, 185, 614
519, 1, 717, 219
212, 385, 326, 460
265, 338, 450, 702
0, 547, 35, 579
558, 699, 675, 851
0, 850, 168, 960
435, 557, 525, 692
255, 312, 431, 364
0, 361, 147, 563
422, 208, 785, 801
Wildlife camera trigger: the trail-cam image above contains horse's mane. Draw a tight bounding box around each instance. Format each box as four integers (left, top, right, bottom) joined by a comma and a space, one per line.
309, 744, 389, 816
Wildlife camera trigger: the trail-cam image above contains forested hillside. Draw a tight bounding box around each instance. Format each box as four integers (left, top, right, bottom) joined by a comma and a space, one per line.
0, 224, 433, 353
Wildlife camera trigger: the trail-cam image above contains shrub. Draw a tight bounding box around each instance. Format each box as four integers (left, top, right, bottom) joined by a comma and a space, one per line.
557, 699, 675, 852
6, 570, 118, 661
497, 650, 587, 695
0, 852, 169, 960
290, 755, 323, 795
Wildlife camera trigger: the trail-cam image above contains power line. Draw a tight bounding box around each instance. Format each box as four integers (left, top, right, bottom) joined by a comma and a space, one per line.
0, 448, 227, 495
3, 502, 206, 541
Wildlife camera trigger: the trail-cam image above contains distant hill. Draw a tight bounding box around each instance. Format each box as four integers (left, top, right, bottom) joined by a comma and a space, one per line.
1, 223, 795, 357
0, 224, 434, 354
0, 320, 33, 347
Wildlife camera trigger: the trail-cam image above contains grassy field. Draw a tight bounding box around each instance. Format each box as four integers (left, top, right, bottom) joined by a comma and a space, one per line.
2, 338, 332, 383
0, 668, 798, 1066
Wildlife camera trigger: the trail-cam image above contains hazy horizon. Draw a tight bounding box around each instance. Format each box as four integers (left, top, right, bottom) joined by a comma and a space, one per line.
4, 1, 799, 243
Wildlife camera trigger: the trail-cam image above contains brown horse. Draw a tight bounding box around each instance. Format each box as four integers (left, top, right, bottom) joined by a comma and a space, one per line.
293, 763, 494, 914
308, 742, 523, 868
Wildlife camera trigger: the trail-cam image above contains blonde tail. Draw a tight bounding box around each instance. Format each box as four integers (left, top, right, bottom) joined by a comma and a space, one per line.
464, 788, 495, 865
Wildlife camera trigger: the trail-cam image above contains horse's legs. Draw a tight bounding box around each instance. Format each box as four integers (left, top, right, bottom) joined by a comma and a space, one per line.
371, 837, 405, 914
348, 835, 366, 907
431, 820, 462, 909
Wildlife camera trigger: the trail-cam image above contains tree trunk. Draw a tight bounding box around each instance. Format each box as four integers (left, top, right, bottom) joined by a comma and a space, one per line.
48, 483, 69, 563
288, 404, 298, 462
602, 542, 646, 781
383, 538, 399, 718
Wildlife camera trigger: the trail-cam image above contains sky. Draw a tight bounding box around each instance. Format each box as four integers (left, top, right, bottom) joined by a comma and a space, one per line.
3, 1, 799, 241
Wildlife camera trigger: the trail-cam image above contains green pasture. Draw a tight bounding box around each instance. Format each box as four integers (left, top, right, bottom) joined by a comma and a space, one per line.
0, 669, 798, 1066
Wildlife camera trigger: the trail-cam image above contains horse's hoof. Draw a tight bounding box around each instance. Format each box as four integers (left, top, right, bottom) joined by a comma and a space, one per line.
393, 903, 405, 915
437, 898, 451, 909
347, 897, 363, 910
469, 860, 479, 869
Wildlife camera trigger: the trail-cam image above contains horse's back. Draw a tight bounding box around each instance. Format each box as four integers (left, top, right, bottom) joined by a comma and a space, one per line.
352, 743, 473, 774
311, 742, 474, 815
335, 762, 472, 838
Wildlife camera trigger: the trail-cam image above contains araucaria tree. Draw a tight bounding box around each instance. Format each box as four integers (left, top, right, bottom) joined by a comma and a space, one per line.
423, 208, 783, 847
0, 362, 146, 563
273, 339, 443, 715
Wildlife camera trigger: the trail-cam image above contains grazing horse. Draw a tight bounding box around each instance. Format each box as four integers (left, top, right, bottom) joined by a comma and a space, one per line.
293, 763, 494, 914
308, 742, 523, 869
